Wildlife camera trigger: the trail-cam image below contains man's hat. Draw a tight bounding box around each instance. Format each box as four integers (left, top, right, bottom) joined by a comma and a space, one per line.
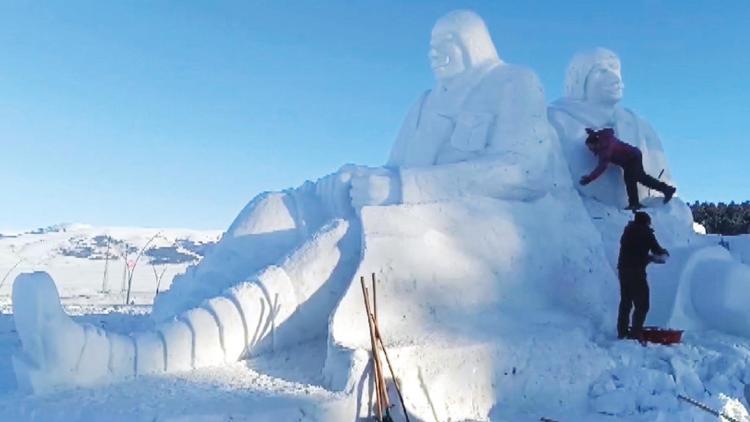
634, 211, 651, 225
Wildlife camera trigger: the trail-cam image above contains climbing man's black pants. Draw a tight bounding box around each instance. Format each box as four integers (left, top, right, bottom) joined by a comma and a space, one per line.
622, 153, 670, 207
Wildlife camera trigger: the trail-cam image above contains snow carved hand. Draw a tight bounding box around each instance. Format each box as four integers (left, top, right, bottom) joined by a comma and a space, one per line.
349, 167, 401, 210
315, 165, 361, 217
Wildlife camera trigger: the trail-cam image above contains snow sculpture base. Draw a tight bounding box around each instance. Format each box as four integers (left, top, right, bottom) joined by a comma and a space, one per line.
324, 194, 618, 418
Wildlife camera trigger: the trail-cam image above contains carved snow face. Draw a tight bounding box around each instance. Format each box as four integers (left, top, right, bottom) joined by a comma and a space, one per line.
584, 59, 623, 105
429, 32, 466, 82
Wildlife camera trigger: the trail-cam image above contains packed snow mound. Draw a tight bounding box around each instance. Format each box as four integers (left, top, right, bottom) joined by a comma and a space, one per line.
152, 173, 356, 322
329, 194, 616, 353
724, 234, 750, 265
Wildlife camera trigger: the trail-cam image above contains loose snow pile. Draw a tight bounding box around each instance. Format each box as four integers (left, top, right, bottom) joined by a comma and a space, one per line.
3, 9, 750, 422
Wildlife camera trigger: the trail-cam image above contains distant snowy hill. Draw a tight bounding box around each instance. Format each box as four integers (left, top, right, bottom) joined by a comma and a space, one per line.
0, 224, 221, 306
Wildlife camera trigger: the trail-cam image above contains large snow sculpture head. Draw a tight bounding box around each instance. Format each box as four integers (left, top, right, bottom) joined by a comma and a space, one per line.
429, 10, 501, 83
565, 48, 623, 105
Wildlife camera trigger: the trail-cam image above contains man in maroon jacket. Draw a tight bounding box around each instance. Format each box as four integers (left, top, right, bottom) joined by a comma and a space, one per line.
580, 128, 676, 210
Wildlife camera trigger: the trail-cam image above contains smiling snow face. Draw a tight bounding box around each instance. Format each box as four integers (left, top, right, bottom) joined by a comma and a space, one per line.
584, 57, 624, 105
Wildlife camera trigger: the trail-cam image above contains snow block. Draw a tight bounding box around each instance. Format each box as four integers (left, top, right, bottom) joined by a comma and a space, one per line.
252, 265, 298, 353
181, 306, 223, 367
205, 295, 246, 362
74, 324, 111, 385
157, 318, 193, 372
226, 282, 267, 350
107, 332, 136, 379
133, 331, 165, 375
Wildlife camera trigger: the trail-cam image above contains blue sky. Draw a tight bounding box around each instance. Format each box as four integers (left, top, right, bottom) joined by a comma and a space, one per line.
1, 1, 748, 230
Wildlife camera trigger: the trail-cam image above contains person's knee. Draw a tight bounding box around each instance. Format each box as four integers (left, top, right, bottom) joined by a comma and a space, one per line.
636, 297, 649, 313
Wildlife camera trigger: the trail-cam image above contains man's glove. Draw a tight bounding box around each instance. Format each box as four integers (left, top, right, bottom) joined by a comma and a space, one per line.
579, 175, 591, 186
650, 253, 668, 264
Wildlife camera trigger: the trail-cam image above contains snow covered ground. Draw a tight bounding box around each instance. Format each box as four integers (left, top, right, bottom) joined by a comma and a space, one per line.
2, 224, 750, 421
0, 223, 221, 300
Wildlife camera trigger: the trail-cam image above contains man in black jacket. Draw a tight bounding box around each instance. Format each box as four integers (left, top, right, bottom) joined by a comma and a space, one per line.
617, 211, 669, 340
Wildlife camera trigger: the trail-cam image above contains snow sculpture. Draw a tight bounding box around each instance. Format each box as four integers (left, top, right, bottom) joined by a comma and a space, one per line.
548, 49, 750, 339
11, 11, 617, 412
548, 48, 673, 208
323, 12, 619, 418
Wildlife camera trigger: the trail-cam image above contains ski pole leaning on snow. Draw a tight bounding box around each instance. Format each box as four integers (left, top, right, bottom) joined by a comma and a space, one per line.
677, 394, 742, 422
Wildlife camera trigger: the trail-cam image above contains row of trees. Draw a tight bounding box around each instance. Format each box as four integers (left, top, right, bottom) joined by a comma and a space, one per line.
690, 201, 750, 235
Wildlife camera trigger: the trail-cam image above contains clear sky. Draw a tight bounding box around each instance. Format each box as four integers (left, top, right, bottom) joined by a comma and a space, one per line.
1, 1, 748, 230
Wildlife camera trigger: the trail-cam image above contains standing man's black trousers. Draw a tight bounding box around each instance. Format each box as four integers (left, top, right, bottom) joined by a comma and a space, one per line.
617, 267, 650, 339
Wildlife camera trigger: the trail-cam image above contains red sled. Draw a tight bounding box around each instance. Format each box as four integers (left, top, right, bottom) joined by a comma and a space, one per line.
641, 327, 683, 345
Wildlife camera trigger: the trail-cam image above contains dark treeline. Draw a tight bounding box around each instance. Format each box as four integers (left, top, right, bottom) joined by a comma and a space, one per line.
690, 201, 750, 235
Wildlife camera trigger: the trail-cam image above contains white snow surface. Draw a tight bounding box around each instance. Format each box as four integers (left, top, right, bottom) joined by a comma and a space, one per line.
4, 9, 750, 422
0, 223, 221, 299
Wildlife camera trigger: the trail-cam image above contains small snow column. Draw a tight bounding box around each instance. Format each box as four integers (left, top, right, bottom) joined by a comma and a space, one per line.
132, 331, 166, 375
107, 332, 136, 378
157, 318, 193, 372
204, 296, 247, 362
225, 266, 298, 357
179, 307, 224, 368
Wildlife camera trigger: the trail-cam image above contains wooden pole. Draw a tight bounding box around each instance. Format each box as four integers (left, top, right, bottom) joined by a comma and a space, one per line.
361, 277, 383, 421
372, 273, 378, 326
371, 273, 390, 411
371, 319, 408, 421
365, 286, 388, 417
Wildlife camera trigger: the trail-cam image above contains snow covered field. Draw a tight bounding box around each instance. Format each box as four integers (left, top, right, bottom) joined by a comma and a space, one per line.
2, 255, 750, 421
0, 223, 221, 300
0, 226, 351, 420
